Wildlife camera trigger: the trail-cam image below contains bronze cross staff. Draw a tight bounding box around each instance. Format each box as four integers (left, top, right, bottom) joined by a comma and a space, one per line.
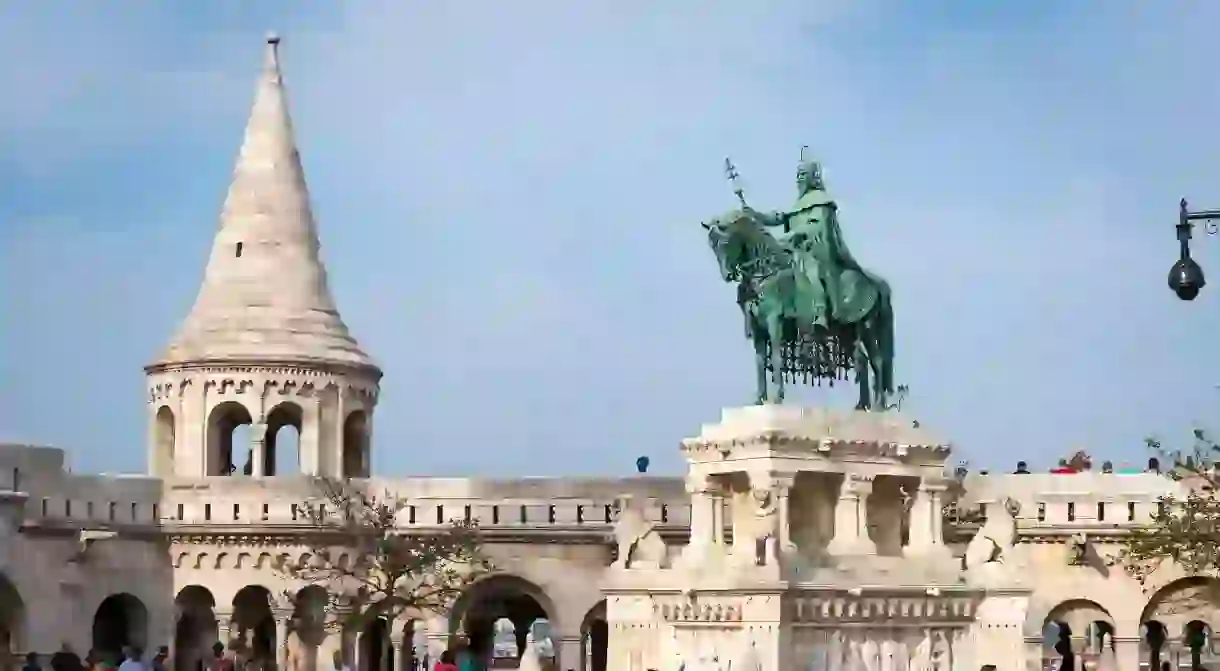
724, 157, 748, 208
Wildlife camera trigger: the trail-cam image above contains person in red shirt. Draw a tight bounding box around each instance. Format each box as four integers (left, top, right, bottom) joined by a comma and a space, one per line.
432, 651, 458, 671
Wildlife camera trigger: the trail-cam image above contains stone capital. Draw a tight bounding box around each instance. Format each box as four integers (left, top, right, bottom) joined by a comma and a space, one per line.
748, 470, 797, 493
919, 478, 952, 494
684, 474, 722, 496
840, 473, 874, 497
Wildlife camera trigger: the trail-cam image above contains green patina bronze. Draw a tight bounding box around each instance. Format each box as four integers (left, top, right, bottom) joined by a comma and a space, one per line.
702, 149, 895, 409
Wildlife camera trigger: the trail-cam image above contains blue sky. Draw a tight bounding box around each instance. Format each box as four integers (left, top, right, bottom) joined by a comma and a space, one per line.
3, 2, 1220, 477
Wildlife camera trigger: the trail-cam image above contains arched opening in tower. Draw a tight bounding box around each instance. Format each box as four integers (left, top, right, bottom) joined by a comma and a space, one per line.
93, 593, 149, 661
266, 402, 303, 476
342, 410, 369, 478
154, 405, 176, 476
208, 401, 254, 476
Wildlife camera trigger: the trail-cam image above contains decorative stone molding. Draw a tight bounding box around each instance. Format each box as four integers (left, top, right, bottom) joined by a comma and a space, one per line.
655, 601, 743, 623
788, 593, 980, 624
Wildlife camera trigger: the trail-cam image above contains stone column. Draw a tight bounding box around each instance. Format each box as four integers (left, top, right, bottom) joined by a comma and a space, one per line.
421, 616, 448, 667
301, 397, 322, 476
828, 474, 876, 555
214, 610, 234, 650
1114, 637, 1140, 671
251, 422, 268, 477
906, 480, 952, 559
680, 475, 724, 567
557, 634, 581, 671
274, 613, 290, 671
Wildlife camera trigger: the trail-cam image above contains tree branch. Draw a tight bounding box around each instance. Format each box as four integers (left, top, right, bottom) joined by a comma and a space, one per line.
275, 477, 492, 631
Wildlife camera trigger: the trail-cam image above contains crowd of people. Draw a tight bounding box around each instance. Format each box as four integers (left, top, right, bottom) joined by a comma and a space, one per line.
17, 642, 559, 671
21, 645, 169, 671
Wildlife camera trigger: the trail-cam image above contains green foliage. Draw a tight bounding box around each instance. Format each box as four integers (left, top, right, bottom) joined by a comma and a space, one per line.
1119, 429, 1220, 581
278, 477, 492, 630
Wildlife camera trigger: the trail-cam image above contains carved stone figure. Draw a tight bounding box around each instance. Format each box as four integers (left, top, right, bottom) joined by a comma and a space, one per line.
1068, 532, 1089, 566
964, 498, 1020, 569
611, 495, 667, 569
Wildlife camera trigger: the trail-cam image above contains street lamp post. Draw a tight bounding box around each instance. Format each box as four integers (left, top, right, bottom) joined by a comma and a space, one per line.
1170, 198, 1220, 301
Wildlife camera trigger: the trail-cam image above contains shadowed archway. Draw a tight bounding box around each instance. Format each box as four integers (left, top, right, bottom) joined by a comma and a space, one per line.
93, 593, 149, 661
0, 573, 25, 664
449, 575, 555, 666
174, 586, 217, 671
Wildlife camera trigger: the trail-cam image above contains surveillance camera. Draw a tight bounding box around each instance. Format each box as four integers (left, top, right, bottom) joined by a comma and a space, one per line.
1169, 258, 1206, 301
1175, 283, 1202, 301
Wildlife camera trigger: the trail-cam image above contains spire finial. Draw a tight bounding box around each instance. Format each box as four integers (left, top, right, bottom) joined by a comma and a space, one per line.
265, 32, 281, 46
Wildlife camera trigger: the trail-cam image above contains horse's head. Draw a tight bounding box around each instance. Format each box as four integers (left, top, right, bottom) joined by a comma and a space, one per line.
703, 210, 758, 282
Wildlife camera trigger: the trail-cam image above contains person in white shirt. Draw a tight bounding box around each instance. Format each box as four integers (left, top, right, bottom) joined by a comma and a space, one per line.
117, 647, 145, 671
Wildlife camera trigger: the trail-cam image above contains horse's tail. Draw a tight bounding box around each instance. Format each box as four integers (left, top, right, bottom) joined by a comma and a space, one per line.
875, 287, 896, 394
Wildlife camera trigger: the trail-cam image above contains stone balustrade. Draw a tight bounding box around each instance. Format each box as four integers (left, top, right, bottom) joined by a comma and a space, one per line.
1, 442, 1204, 537
957, 471, 1192, 530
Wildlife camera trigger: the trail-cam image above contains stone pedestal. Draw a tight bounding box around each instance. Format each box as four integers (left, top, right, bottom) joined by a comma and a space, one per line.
602, 405, 1024, 670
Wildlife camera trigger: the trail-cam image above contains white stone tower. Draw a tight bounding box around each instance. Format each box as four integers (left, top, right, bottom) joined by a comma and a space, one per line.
145, 35, 381, 479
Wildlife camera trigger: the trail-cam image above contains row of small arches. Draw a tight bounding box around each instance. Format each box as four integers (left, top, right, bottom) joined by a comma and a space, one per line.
173, 551, 355, 571
153, 400, 370, 478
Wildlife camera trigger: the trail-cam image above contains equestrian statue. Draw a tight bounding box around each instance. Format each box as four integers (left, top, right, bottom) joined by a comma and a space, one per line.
701, 149, 895, 409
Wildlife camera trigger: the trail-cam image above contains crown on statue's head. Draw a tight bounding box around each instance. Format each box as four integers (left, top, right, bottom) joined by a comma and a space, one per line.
797, 145, 824, 188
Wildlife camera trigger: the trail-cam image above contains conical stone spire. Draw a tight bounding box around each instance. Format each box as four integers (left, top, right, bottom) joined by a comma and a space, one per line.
151, 35, 377, 373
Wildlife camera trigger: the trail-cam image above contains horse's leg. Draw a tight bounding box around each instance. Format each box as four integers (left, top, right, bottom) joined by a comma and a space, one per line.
767, 313, 786, 404
854, 334, 871, 411
754, 327, 769, 406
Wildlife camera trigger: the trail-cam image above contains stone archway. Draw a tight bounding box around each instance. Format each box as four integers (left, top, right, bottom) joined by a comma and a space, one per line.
0, 573, 25, 668
232, 585, 276, 665
580, 601, 607, 671
449, 575, 556, 667
93, 593, 149, 662
1141, 576, 1220, 669
174, 586, 217, 671
1040, 599, 1114, 669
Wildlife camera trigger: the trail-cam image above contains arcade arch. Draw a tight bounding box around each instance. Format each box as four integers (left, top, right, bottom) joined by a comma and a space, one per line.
0, 573, 24, 661
449, 575, 555, 664
580, 600, 607, 671
1039, 599, 1114, 668
342, 410, 369, 478
1140, 576, 1220, 668
265, 402, 302, 476
208, 402, 252, 476
154, 406, 176, 476
93, 593, 149, 660
232, 585, 276, 664
287, 585, 328, 671
174, 586, 217, 671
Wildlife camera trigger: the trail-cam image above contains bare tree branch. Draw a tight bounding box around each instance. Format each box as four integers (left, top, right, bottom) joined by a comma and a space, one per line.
276, 477, 492, 632
1120, 429, 1220, 581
